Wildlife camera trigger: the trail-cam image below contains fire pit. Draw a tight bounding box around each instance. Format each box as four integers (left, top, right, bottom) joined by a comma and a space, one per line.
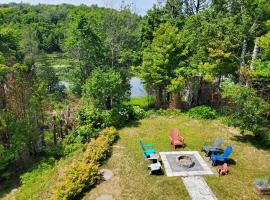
177, 155, 195, 168
160, 151, 213, 177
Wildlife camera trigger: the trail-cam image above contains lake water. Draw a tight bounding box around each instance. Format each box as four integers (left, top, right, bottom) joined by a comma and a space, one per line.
59, 77, 147, 98
130, 77, 147, 98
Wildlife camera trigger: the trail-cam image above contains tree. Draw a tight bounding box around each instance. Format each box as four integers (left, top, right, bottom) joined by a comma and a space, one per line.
222, 82, 269, 140
64, 14, 105, 95
83, 68, 129, 109
139, 23, 184, 108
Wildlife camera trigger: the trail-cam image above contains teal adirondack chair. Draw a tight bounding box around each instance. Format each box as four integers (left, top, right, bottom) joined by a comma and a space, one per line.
139, 141, 156, 158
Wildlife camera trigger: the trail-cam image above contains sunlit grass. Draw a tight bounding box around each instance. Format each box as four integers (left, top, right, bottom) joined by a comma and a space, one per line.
128, 96, 154, 108
86, 116, 270, 200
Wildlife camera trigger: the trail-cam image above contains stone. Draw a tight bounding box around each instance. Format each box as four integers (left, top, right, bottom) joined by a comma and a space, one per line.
96, 194, 114, 200
100, 169, 114, 180
182, 176, 217, 200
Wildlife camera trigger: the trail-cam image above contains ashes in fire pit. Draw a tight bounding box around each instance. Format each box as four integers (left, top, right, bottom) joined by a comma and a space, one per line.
177, 155, 195, 168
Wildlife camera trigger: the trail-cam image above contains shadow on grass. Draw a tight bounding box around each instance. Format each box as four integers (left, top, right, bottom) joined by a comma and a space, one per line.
231, 134, 270, 151
0, 178, 20, 199
122, 120, 141, 128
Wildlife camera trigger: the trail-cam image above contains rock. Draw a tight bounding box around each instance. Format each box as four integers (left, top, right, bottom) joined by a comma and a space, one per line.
11, 188, 18, 193
149, 114, 156, 119
100, 169, 114, 180
96, 194, 114, 200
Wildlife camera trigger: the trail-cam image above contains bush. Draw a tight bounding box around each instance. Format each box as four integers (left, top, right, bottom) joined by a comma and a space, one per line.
132, 106, 146, 120
187, 106, 217, 119
84, 136, 111, 163
100, 127, 118, 144
222, 82, 270, 137
83, 68, 129, 109
49, 127, 117, 200
78, 107, 105, 128
50, 161, 100, 200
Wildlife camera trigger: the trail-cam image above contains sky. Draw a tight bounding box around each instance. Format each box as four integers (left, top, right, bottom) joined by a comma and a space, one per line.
0, 0, 159, 15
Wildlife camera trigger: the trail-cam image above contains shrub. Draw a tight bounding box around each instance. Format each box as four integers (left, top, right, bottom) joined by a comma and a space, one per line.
50, 161, 100, 200
100, 127, 118, 144
84, 136, 111, 163
49, 127, 117, 199
132, 105, 146, 120
187, 106, 217, 119
77, 107, 104, 128
83, 68, 129, 109
72, 124, 98, 143
110, 105, 132, 127
221, 82, 270, 137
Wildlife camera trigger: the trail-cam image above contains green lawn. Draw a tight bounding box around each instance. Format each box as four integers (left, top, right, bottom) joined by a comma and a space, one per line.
85, 115, 270, 200
128, 96, 154, 108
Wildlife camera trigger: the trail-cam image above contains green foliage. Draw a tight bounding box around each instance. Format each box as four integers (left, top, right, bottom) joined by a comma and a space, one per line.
50, 161, 100, 200
100, 127, 118, 144
20, 157, 56, 185
78, 104, 146, 129
139, 23, 183, 91
49, 127, 118, 199
84, 136, 111, 163
83, 68, 129, 109
221, 82, 270, 138
187, 106, 217, 119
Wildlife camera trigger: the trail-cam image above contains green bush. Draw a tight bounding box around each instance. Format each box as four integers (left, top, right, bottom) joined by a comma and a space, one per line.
132, 105, 146, 120
222, 82, 270, 138
187, 106, 217, 119
100, 127, 119, 144
78, 104, 146, 129
50, 161, 100, 200
49, 127, 117, 199
84, 136, 111, 163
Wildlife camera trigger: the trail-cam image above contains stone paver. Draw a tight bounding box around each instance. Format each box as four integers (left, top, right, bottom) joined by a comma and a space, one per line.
182, 176, 217, 200
96, 194, 114, 200
100, 169, 114, 180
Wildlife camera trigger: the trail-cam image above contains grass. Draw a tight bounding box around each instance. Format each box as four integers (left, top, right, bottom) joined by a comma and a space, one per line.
85, 115, 270, 200
2, 115, 270, 200
128, 96, 154, 108
0, 149, 84, 200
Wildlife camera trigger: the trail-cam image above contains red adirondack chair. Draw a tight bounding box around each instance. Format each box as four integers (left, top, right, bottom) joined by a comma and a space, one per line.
217, 163, 229, 176
170, 128, 184, 149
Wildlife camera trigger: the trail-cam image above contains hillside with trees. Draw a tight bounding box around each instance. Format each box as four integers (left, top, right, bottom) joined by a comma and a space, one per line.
0, 1, 269, 199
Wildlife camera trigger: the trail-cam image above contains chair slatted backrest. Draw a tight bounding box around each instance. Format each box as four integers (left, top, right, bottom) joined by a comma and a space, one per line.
213, 137, 222, 148
139, 141, 146, 152
170, 128, 179, 140
223, 146, 233, 158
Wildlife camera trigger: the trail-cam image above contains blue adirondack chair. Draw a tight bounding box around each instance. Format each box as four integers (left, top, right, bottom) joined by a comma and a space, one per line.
211, 146, 233, 166
202, 137, 222, 156
139, 141, 156, 158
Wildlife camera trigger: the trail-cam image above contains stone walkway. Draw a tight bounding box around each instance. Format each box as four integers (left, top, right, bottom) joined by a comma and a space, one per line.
182, 176, 217, 200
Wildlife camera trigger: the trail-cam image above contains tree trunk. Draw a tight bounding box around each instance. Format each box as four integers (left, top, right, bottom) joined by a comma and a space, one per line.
195, 0, 200, 13
250, 37, 259, 71
52, 114, 57, 145
239, 37, 247, 85
169, 92, 180, 109
155, 87, 162, 108
0, 82, 6, 109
